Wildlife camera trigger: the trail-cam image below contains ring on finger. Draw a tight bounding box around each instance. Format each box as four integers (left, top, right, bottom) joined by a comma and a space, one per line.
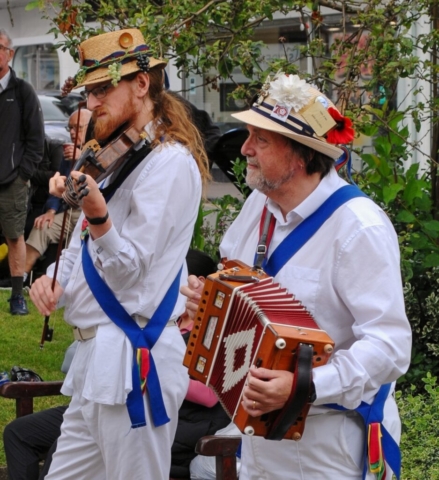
252, 400, 256, 410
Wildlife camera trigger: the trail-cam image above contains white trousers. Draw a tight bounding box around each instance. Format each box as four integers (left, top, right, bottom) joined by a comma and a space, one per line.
45, 326, 189, 480
239, 395, 401, 480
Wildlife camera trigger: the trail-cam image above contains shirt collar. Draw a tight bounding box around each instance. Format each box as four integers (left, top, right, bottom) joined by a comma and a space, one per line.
133, 121, 156, 151
266, 167, 347, 224
0, 70, 11, 91
142, 121, 157, 143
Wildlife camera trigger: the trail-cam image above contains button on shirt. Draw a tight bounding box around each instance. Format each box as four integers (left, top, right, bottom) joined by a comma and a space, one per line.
220, 167, 412, 410
48, 123, 202, 405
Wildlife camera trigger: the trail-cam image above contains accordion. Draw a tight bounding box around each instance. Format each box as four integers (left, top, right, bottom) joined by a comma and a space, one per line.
183, 260, 334, 441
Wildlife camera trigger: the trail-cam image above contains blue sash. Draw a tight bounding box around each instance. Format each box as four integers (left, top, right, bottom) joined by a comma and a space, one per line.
82, 235, 182, 428
327, 384, 401, 480
263, 185, 368, 277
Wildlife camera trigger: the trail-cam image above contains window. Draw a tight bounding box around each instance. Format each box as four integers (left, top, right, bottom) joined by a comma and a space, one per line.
13, 43, 60, 91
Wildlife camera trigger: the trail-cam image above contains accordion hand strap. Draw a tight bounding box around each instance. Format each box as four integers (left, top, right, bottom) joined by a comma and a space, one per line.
265, 343, 314, 440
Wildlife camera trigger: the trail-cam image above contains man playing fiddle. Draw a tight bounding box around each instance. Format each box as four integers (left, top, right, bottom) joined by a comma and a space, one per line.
182, 73, 412, 479
30, 28, 210, 479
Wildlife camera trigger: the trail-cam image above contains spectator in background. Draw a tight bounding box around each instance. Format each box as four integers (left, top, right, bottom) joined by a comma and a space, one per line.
2, 342, 76, 480
0, 135, 63, 287
0, 109, 91, 289
25, 136, 64, 238
23, 108, 91, 285
0, 28, 44, 315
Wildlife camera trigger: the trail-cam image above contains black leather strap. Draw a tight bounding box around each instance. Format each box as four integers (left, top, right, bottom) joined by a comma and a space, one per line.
265, 343, 314, 441
86, 211, 109, 225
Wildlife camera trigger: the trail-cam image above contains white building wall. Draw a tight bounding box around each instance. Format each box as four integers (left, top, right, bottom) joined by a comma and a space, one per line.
0, 3, 78, 86
397, 14, 432, 172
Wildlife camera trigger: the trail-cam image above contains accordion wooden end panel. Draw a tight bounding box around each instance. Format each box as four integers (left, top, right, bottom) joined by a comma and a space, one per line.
183, 260, 335, 441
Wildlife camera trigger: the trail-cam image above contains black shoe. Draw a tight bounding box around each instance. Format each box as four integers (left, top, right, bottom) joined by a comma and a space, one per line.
9, 294, 29, 315
0, 277, 12, 288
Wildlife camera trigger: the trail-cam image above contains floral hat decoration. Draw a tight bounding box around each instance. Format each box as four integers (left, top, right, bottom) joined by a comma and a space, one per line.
72, 28, 167, 89
232, 72, 354, 159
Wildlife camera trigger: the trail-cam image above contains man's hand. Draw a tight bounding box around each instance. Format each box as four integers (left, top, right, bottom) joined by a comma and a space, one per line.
63, 143, 81, 161
29, 275, 64, 316
242, 366, 294, 417
68, 171, 106, 215
49, 172, 67, 198
34, 210, 56, 229
180, 275, 205, 319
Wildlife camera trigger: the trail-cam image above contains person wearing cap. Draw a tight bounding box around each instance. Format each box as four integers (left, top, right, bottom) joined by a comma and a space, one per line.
29, 28, 210, 480
182, 73, 411, 479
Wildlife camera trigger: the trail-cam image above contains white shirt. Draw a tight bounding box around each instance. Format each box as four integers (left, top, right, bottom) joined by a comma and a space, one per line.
220, 167, 412, 410
0, 69, 11, 91
48, 127, 202, 405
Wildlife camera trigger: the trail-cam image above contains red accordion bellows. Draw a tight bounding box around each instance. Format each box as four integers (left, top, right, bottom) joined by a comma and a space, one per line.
184, 260, 335, 441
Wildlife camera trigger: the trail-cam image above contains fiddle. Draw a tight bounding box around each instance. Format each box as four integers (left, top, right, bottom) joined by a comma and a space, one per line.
63, 125, 147, 208
39, 123, 147, 348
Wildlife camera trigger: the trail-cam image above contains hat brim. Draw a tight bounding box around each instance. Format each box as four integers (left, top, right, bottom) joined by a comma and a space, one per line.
232, 109, 343, 160
74, 58, 167, 89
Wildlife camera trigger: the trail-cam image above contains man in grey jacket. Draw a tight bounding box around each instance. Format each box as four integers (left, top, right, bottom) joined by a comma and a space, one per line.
0, 28, 44, 315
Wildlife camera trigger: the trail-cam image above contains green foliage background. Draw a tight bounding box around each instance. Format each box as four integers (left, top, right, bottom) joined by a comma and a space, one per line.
8, 0, 439, 475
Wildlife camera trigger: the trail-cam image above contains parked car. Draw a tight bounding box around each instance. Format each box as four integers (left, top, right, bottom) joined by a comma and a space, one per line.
38, 92, 83, 142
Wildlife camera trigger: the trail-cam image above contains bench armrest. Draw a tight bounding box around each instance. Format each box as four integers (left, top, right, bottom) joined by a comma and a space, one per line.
195, 435, 241, 480
0, 381, 64, 417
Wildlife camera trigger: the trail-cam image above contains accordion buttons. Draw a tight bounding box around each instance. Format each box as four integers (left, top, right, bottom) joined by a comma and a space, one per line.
275, 338, 286, 349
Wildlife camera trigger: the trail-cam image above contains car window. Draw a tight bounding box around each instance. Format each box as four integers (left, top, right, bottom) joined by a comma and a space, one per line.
38, 96, 69, 121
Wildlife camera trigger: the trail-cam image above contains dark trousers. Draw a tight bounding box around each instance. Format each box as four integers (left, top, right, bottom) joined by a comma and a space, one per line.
3, 405, 67, 480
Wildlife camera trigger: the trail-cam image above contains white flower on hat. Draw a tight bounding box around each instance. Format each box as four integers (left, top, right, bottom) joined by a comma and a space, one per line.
269, 74, 312, 112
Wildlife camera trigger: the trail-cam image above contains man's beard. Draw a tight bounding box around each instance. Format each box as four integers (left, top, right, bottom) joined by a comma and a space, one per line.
92, 96, 139, 142
245, 157, 297, 193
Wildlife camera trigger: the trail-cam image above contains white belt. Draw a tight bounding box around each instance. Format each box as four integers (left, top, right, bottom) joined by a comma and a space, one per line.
73, 326, 97, 341
73, 317, 178, 342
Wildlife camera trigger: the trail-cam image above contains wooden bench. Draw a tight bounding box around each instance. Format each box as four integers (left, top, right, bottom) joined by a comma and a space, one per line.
0, 381, 241, 480
0, 381, 63, 417
195, 435, 241, 480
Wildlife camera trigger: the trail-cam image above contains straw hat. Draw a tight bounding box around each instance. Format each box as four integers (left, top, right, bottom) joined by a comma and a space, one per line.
73, 28, 167, 88
232, 73, 354, 159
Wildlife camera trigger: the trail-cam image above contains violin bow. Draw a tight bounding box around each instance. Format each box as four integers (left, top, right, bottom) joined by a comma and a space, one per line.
40, 100, 87, 349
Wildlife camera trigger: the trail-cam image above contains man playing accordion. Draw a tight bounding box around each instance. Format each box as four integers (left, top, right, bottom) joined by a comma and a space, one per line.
182, 73, 411, 480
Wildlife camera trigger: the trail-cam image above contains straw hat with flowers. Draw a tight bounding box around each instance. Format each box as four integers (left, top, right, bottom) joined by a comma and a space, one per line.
72, 28, 167, 89
232, 73, 354, 160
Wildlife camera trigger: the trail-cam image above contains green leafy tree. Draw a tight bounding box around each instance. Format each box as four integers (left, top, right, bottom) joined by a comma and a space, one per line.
25, 0, 439, 388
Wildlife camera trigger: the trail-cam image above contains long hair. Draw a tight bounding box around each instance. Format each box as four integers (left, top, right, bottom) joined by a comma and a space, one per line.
145, 67, 211, 187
